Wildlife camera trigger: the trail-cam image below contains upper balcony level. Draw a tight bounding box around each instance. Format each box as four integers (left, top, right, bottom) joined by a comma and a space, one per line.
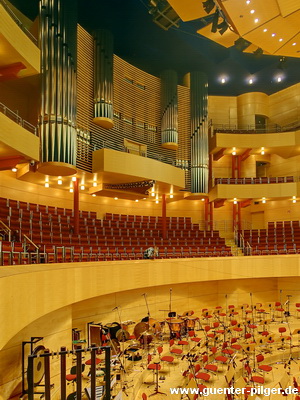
0, 0, 40, 80
209, 120, 300, 159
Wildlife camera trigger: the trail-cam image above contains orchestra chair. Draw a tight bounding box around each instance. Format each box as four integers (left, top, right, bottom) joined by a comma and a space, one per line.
66, 364, 85, 388
256, 354, 273, 381
188, 330, 201, 343
142, 393, 147, 400
195, 372, 211, 383
161, 355, 174, 372
215, 355, 228, 372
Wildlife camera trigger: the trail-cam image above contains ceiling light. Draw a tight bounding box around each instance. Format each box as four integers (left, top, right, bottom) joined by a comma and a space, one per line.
277, 76, 282, 82
250, 9, 255, 14
69, 188, 73, 193
233, 198, 237, 204
262, 197, 266, 204
261, 147, 265, 155
45, 183, 49, 188
279, 38, 283, 42
232, 147, 236, 155
93, 182, 97, 187
254, 18, 259, 23
155, 200, 159, 204
263, 28, 267, 32
293, 196, 296, 199
72, 176, 77, 181
201, 198, 205, 201
293, 199, 297, 203
221, 78, 226, 84
114, 197, 118, 200
135, 199, 139, 202
11, 167, 17, 172
272, 33, 276, 37
92, 194, 96, 197
151, 192, 155, 197
80, 185, 85, 190
249, 78, 253, 84
58, 177, 62, 185
143, 198, 147, 200
170, 194, 174, 198
292, 42, 297, 46
246, 0, 250, 4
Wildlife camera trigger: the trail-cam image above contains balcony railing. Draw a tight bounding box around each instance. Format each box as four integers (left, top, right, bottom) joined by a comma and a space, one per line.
211, 120, 300, 135
0, 102, 37, 135
0, 0, 38, 45
214, 176, 296, 185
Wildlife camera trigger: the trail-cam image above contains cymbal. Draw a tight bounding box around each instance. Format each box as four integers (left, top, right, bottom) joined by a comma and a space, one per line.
116, 329, 130, 342
134, 322, 149, 339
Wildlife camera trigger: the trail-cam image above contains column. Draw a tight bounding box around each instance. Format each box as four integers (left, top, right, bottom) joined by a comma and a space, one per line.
162, 194, 167, 240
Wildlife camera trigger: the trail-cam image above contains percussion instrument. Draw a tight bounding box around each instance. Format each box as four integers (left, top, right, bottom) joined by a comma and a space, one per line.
184, 316, 198, 330
31, 345, 45, 386
109, 339, 121, 355
148, 318, 162, 335
167, 318, 184, 333
134, 322, 149, 339
116, 329, 130, 342
139, 332, 153, 346
104, 322, 121, 340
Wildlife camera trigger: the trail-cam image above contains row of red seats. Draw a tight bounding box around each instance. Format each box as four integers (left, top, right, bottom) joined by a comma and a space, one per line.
105, 213, 191, 223
0, 241, 232, 265
0, 197, 96, 218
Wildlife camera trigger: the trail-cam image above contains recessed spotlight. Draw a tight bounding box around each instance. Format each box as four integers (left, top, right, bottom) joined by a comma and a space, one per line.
221, 78, 226, 84
170, 194, 174, 198
80, 185, 85, 190
261, 147, 265, 155
45, 183, 49, 188
263, 28, 267, 32
279, 38, 283, 42
233, 198, 237, 204
232, 147, 236, 155
246, 0, 250, 4
69, 188, 74, 193
293, 199, 297, 203
249, 78, 253, 84
201, 198, 205, 202
262, 197, 266, 204
58, 177, 62, 185
271, 33, 276, 37
250, 9, 255, 14
277, 76, 282, 82
135, 199, 139, 202
155, 200, 159, 204
114, 197, 118, 200
292, 42, 297, 46
254, 18, 259, 23
72, 176, 77, 181
93, 182, 97, 187
151, 192, 155, 197
92, 194, 96, 197
11, 167, 17, 172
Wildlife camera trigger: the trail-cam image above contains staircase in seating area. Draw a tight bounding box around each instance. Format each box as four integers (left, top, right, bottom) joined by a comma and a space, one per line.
221, 232, 244, 257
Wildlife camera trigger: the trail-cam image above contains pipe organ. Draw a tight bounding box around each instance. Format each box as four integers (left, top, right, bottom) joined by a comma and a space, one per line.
160, 70, 178, 150
184, 72, 208, 194
38, 0, 78, 174
93, 29, 114, 129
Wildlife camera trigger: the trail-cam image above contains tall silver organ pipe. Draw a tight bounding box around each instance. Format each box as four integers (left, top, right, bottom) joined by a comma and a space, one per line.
184, 72, 208, 194
160, 70, 178, 150
93, 29, 114, 129
39, 0, 77, 168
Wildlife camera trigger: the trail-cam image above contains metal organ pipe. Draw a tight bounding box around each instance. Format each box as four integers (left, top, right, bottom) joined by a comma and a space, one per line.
93, 29, 114, 129
39, 0, 77, 168
184, 72, 208, 194
160, 70, 178, 150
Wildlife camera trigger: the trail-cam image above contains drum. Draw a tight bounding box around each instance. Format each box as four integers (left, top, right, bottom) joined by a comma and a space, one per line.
110, 339, 121, 355
148, 318, 162, 336
116, 329, 130, 342
104, 322, 121, 340
134, 322, 149, 339
185, 317, 198, 330
26, 345, 45, 389
167, 318, 183, 333
139, 333, 153, 346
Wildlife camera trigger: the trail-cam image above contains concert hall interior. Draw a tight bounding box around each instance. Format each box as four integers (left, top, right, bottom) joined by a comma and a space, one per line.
2, 0, 300, 399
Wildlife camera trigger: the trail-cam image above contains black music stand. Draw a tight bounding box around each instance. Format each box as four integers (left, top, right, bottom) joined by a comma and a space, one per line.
149, 363, 166, 397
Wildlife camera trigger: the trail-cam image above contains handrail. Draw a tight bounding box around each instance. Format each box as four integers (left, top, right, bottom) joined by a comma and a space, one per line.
23, 234, 39, 250
0, 0, 38, 45
211, 120, 300, 135
215, 176, 296, 185
0, 220, 11, 241
245, 241, 252, 256
0, 102, 37, 135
